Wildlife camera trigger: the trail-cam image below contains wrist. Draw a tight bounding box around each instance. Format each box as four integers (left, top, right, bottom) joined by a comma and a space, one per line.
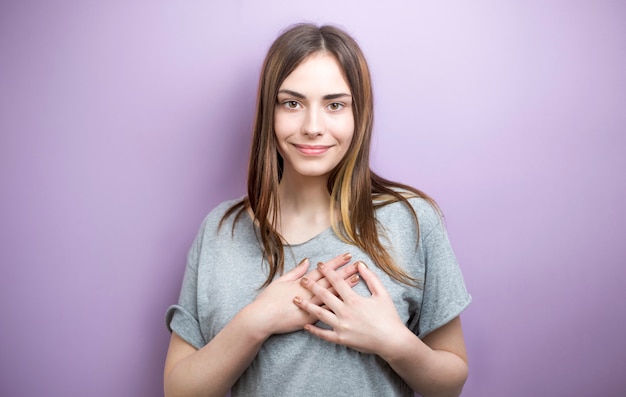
235, 303, 272, 345
379, 326, 431, 367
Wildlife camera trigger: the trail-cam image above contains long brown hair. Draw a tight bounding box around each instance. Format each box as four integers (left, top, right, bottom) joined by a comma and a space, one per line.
222, 23, 438, 287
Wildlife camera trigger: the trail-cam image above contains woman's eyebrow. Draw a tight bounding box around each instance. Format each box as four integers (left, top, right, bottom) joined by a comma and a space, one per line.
278, 89, 305, 99
277, 89, 351, 101
323, 93, 351, 100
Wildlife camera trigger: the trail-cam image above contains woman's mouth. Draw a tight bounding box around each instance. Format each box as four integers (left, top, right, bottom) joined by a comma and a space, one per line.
294, 144, 332, 155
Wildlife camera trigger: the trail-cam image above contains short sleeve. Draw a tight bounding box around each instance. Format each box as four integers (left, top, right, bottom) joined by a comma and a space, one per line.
415, 212, 471, 338
165, 222, 208, 350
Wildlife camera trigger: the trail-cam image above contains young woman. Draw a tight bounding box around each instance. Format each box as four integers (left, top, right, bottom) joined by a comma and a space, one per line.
164, 23, 471, 397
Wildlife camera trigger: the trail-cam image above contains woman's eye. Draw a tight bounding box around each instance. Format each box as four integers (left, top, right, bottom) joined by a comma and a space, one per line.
285, 101, 299, 109
328, 102, 344, 111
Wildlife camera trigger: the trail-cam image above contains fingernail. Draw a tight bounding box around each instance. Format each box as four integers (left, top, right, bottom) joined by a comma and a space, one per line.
317, 262, 325, 269
297, 258, 309, 267
349, 274, 360, 283
342, 252, 352, 261
357, 261, 368, 270
293, 296, 302, 305
301, 277, 309, 286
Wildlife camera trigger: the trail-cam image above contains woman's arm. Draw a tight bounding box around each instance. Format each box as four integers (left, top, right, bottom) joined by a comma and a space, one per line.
381, 316, 468, 397
294, 261, 468, 397
164, 254, 361, 397
164, 306, 267, 397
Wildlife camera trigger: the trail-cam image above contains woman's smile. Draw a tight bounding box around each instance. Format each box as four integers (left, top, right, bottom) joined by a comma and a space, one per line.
293, 144, 333, 155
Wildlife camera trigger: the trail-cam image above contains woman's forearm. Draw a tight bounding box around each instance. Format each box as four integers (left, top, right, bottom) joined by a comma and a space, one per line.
380, 326, 468, 397
164, 305, 268, 397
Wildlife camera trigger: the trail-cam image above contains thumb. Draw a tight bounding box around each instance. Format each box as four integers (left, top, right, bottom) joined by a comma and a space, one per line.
279, 258, 310, 281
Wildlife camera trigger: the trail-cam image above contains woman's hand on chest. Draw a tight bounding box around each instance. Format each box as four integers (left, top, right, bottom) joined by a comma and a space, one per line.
243, 253, 362, 338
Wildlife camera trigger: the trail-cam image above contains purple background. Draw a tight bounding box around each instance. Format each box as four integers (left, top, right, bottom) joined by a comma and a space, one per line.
1, 1, 625, 396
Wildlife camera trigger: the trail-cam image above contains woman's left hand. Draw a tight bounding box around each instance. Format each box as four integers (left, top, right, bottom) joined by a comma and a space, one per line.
293, 260, 405, 356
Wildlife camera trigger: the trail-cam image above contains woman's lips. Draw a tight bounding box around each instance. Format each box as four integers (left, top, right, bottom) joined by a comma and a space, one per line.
294, 144, 331, 155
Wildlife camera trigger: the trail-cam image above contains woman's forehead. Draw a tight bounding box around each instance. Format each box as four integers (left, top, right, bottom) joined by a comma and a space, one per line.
278, 54, 351, 96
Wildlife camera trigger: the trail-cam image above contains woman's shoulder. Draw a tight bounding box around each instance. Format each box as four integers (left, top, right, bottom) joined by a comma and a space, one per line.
375, 193, 442, 233
212, 196, 247, 215
375, 189, 439, 215
198, 196, 247, 230
406, 196, 441, 223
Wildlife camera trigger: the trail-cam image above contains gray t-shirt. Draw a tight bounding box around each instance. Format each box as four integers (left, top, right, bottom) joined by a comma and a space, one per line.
166, 197, 471, 396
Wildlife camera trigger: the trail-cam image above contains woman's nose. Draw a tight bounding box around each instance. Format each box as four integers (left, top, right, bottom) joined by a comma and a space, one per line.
302, 107, 323, 137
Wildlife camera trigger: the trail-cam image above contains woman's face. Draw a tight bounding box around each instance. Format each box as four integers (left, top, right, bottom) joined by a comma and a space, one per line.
274, 53, 354, 181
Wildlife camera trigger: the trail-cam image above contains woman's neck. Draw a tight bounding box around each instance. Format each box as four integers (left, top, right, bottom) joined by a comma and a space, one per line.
278, 173, 330, 214
276, 172, 332, 244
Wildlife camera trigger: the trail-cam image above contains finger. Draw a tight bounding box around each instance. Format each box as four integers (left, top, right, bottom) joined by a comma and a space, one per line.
303, 323, 338, 344
315, 260, 359, 290
325, 252, 354, 270
300, 275, 343, 312
335, 260, 360, 279
305, 253, 353, 282
355, 262, 388, 297
309, 273, 360, 306
293, 295, 337, 326
316, 261, 354, 299
278, 258, 310, 281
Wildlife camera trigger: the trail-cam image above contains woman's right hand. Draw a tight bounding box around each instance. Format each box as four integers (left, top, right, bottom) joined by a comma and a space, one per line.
245, 253, 360, 337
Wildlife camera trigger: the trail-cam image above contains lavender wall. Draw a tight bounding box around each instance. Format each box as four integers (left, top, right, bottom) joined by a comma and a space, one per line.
1, 1, 624, 396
